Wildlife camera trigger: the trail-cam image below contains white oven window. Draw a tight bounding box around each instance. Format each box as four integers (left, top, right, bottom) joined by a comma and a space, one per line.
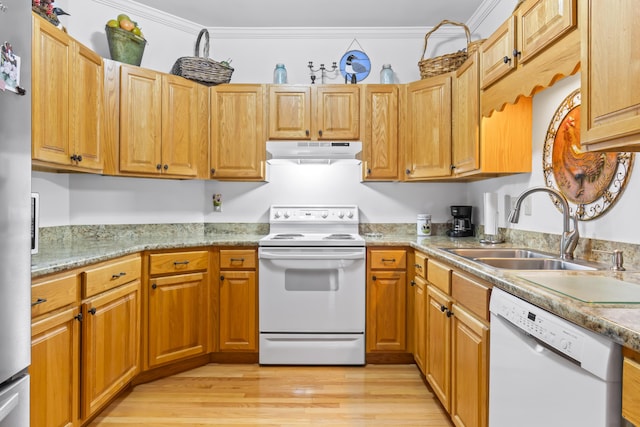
285, 269, 339, 291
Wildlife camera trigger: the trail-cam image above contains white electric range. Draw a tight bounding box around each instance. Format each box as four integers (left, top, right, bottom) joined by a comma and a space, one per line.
258, 205, 366, 365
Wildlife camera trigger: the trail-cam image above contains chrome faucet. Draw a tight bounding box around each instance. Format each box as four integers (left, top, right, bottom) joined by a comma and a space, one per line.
508, 187, 579, 260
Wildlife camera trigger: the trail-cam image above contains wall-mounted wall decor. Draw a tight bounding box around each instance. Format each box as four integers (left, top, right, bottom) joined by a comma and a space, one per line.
542, 89, 634, 220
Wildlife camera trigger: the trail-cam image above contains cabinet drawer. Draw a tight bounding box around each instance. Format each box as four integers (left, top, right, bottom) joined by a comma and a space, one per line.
149, 250, 209, 275
414, 251, 428, 279
370, 250, 407, 269
623, 355, 640, 425
83, 255, 141, 298
452, 271, 491, 321
31, 273, 79, 318
220, 249, 256, 269
427, 259, 451, 294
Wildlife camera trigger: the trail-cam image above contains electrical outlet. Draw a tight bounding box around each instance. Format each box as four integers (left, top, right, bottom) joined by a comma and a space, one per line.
213, 193, 222, 212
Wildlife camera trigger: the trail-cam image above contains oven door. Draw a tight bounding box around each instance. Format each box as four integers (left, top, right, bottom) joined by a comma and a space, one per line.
258, 246, 366, 333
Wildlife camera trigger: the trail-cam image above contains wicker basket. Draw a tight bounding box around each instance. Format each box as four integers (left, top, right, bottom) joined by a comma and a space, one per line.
170, 29, 233, 86
418, 20, 481, 79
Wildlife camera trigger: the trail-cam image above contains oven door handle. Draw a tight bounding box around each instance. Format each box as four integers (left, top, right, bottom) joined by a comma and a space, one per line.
259, 250, 365, 260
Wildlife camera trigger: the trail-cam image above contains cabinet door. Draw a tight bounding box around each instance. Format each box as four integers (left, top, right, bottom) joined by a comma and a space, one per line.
451, 303, 489, 427
517, 0, 576, 64
425, 285, 453, 412
31, 307, 80, 427
366, 270, 407, 352
81, 281, 140, 419
413, 276, 427, 375
581, 0, 640, 150
148, 272, 208, 366
314, 86, 360, 140
452, 53, 480, 175
161, 75, 199, 177
71, 42, 104, 171
268, 85, 311, 139
480, 17, 517, 89
31, 13, 71, 166
210, 84, 265, 180
362, 85, 399, 180
405, 75, 452, 180
119, 65, 162, 174
219, 270, 257, 351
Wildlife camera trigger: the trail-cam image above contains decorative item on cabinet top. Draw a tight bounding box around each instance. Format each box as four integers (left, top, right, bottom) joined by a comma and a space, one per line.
543, 88, 634, 221
418, 19, 484, 79
170, 29, 233, 86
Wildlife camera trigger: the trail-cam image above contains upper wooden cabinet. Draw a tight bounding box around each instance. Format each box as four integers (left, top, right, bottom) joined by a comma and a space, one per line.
480, 0, 579, 116
118, 65, 207, 178
210, 84, 266, 180
452, 53, 480, 175
580, 0, 640, 151
268, 85, 360, 140
361, 84, 400, 181
405, 74, 452, 180
32, 13, 105, 172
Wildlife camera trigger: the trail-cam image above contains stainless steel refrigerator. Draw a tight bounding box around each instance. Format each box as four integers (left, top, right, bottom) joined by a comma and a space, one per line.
0, 0, 32, 425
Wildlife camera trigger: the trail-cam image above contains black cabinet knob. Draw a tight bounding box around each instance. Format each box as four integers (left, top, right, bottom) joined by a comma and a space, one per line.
74, 313, 83, 322
318, 130, 323, 137
503, 55, 512, 64
446, 310, 454, 318
410, 280, 416, 287
440, 305, 447, 312
513, 49, 521, 58
211, 168, 216, 175
88, 307, 97, 315
163, 164, 169, 170
151, 283, 157, 289
77, 155, 82, 162
156, 164, 162, 170
305, 129, 310, 137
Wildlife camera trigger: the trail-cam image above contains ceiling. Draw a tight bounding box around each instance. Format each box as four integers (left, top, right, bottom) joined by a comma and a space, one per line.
131, 0, 484, 28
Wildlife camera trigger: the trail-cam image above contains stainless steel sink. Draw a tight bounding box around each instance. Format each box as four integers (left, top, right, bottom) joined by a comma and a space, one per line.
444, 248, 554, 259
441, 247, 604, 271
473, 257, 599, 271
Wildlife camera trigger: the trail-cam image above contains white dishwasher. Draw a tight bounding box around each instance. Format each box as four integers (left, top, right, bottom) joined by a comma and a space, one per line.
489, 288, 623, 427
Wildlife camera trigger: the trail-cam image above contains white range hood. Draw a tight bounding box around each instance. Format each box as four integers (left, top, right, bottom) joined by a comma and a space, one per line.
266, 141, 362, 164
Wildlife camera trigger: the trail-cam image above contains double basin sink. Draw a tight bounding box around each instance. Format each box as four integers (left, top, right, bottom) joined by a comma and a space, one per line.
443, 247, 604, 271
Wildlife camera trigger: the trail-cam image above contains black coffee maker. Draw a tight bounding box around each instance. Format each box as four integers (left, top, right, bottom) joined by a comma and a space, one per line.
447, 205, 474, 237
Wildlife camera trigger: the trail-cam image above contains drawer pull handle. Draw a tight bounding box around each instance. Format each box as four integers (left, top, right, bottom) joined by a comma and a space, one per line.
111, 272, 127, 279
31, 298, 47, 306
174, 260, 190, 266
381, 258, 396, 263
230, 257, 245, 263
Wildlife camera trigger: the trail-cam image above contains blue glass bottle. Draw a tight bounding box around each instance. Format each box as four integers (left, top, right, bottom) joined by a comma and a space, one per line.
273, 63, 288, 84
380, 64, 394, 84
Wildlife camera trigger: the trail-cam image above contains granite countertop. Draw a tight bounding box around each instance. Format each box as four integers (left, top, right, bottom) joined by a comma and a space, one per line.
33, 232, 640, 353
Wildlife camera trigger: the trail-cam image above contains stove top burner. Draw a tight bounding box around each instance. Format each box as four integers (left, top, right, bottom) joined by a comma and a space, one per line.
272, 233, 304, 239
324, 233, 355, 240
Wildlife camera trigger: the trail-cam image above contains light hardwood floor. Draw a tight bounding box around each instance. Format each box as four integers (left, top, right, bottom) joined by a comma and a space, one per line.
90, 364, 453, 426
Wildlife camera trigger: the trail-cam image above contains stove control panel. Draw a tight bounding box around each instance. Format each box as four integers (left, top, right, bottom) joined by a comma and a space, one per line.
269, 205, 359, 223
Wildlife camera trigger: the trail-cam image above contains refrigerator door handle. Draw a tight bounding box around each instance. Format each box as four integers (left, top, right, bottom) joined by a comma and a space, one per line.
0, 391, 19, 422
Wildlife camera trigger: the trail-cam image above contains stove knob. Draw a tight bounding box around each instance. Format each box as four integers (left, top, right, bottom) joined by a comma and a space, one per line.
338, 211, 345, 219
322, 212, 329, 219
347, 211, 354, 219
274, 211, 282, 219
284, 211, 291, 219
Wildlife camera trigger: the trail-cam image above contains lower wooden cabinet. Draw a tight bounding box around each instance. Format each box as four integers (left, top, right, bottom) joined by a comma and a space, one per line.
366, 249, 408, 352
31, 306, 80, 427
81, 280, 140, 419
423, 257, 490, 427
412, 275, 427, 374
146, 250, 209, 368
623, 348, 640, 425
217, 249, 258, 352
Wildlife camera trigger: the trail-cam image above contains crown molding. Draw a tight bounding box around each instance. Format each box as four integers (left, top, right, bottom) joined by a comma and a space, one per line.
94, 0, 482, 40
